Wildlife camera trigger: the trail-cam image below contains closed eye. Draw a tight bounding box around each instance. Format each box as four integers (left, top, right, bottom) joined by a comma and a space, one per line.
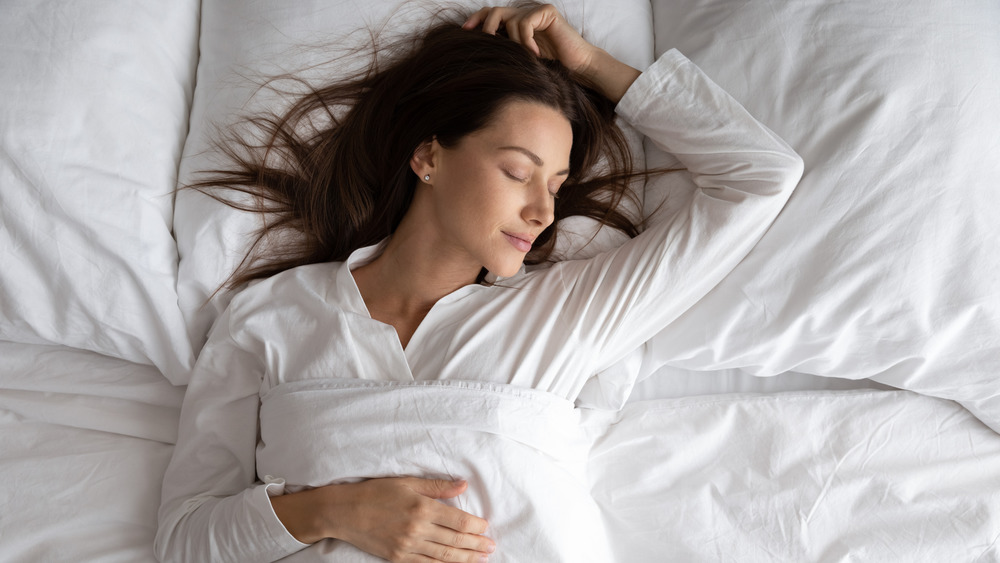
502, 169, 527, 183
503, 166, 560, 198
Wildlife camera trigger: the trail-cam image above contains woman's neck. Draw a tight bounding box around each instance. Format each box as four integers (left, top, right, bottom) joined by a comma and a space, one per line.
350, 200, 481, 327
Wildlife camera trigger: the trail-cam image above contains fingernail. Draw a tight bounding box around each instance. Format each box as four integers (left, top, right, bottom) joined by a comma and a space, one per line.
479, 556, 490, 563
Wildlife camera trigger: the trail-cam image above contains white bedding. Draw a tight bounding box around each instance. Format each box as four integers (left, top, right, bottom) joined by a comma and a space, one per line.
1, 0, 999, 560
258, 381, 1000, 562
593, 390, 1000, 561
3, 356, 997, 562
0, 0, 200, 382
257, 381, 608, 562
0, 342, 181, 562
636, 0, 1000, 429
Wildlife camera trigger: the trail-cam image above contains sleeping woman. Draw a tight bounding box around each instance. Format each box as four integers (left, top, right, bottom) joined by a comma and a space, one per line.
155, 3, 803, 562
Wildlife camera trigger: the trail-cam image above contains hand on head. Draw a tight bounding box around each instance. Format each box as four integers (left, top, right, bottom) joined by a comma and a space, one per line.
463, 4, 598, 75
463, 4, 641, 104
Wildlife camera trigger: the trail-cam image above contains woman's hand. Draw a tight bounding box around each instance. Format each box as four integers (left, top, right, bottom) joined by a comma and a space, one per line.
272, 477, 495, 563
463, 4, 596, 74
462, 4, 642, 103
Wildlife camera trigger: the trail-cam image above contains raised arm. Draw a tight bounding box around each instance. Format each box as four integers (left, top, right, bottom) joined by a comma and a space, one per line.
558, 49, 804, 375
466, 4, 803, 382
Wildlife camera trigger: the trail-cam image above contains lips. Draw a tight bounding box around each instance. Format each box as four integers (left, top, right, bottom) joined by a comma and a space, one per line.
502, 231, 534, 253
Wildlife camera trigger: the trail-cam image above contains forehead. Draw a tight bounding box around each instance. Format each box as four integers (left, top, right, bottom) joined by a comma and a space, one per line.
468, 100, 573, 161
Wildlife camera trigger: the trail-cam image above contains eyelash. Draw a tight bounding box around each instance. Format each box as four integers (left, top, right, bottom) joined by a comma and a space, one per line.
503, 169, 560, 199
502, 169, 527, 183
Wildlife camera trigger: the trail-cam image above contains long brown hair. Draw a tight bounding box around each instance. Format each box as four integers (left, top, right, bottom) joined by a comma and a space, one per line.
190, 13, 661, 289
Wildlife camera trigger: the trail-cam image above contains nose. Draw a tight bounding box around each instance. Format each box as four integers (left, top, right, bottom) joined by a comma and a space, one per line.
522, 181, 555, 228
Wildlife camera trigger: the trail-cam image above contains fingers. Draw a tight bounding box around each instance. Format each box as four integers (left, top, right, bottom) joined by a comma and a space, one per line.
397, 478, 490, 535
461, 7, 489, 30
462, 6, 540, 34
461, 6, 506, 34
503, 16, 540, 56
415, 535, 494, 562
462, 5, 561, 59
397, 499, 495, 562
516, 18, 541, 57
342, 477, 495, 562
480, 7, 509, 36
404, 477, 468, 499
398, 512, 494, 563
425, 524, 496, 555
431, 502, 490, 536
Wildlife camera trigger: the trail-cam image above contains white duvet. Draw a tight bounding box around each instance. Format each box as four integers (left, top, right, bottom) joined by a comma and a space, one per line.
2, 352, 999, 561
253, 379, 1000, 562
593, 391, 1000, 561
258, 380, 607, 562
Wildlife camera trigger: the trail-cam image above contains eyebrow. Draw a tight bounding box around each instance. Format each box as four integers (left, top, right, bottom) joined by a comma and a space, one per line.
498, 146, 570, 176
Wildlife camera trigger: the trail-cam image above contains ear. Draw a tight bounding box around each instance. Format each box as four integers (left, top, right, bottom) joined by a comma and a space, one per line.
410, 137, 438, 182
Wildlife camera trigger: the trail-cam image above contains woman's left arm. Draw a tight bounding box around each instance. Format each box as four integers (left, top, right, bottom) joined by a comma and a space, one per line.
469, 5, 803, 378
555, 51, 804, 374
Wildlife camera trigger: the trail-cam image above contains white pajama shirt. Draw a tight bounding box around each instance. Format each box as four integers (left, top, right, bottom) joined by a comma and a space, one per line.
155, 49, 804, 562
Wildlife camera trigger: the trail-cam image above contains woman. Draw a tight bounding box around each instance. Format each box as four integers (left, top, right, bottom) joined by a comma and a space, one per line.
156, 4, 803, 563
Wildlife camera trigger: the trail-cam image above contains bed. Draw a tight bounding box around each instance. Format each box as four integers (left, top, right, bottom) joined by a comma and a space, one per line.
1, 0, 998, 560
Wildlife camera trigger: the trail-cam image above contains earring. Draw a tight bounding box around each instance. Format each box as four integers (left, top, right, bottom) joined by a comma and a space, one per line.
423, 174, 430, 181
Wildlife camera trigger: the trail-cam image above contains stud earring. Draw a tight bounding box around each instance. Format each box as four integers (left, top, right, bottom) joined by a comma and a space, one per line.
423, 175, 431, 181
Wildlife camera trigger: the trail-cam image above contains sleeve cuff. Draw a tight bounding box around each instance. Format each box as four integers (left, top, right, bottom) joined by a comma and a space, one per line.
254, 476, 312, 551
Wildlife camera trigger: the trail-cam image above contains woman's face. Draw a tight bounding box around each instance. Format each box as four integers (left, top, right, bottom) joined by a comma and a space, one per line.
420, 99, 573, 278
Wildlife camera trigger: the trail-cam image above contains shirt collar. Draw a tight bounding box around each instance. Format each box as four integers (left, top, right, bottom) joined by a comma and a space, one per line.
332, 239, 527, 312
331, 241, 387, 316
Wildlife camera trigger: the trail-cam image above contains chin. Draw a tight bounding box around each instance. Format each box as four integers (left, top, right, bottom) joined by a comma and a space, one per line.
486, 258, 523, 279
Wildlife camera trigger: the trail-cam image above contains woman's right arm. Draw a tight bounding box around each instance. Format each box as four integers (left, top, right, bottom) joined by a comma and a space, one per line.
271, 477, 493, 562
155, 305, 494, 563
155, 306, 310, 562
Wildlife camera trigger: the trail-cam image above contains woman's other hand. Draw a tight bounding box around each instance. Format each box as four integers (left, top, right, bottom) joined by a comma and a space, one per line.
462, 4, 641, 103
463, 4, 595, 74
272, 477, 495, 562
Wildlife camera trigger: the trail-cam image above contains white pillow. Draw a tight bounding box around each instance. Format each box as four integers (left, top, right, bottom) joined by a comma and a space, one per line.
642, 0, 1000, 430
173, 0, 655, 372
0, 0, 200, 383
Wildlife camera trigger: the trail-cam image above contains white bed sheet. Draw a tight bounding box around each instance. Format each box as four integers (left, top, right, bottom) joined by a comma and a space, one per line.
628, 365, 890, 402
591, 390, 1000, 562
0, 342, 182, 562
1, 0, 998, 560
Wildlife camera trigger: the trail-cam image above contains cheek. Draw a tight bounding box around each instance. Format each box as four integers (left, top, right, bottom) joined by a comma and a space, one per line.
440, 165, 504, 219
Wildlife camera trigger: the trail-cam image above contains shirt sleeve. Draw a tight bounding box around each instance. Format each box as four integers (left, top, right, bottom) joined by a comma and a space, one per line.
154, 304, 309, 563
552, 49, 803, 379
